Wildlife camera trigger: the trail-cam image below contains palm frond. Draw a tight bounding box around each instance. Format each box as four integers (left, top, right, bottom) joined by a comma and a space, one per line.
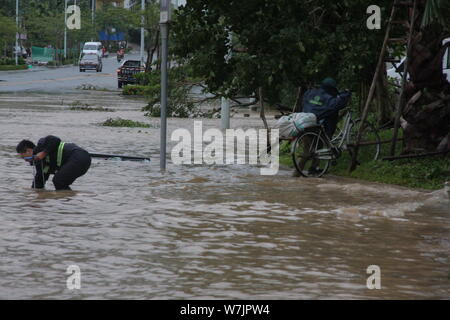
421, 0, 450, 28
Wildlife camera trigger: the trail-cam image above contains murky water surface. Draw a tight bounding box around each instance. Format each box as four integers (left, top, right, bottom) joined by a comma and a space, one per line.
0, 91, 449, 299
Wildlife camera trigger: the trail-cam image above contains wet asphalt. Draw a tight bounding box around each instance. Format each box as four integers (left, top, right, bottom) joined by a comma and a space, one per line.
0, 53, 142, 93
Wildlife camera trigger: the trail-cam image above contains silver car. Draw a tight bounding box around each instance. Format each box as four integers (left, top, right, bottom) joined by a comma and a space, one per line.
79, 54, 102, 72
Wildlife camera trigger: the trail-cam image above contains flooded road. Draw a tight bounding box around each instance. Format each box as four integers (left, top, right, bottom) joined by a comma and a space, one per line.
0, 90, 449, 299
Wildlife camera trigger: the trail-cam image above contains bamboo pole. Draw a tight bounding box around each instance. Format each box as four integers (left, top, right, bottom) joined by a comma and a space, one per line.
389, 0, 417, 156
349, 2, 397, 171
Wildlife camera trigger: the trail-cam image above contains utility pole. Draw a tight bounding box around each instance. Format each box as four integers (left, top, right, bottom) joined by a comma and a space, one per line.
221, 33, 233, 129
92, 0, 95, 24
15, 0, 19, 65
160, 0, 170, 171
140, 0, 145, 65
64, 0, 68, 59
221, 98, 230, 129
92, 0, 95, 41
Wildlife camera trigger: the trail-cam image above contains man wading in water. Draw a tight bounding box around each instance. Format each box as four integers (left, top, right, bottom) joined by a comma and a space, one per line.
16, 135, 91, 190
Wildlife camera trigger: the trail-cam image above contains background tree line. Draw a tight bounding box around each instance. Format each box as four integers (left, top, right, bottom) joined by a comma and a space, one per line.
0, 0, 160, 63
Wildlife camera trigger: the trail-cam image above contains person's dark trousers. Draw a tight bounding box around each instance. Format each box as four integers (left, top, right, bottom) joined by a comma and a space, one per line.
53, 150, 91, 190
324, 111, 340, 139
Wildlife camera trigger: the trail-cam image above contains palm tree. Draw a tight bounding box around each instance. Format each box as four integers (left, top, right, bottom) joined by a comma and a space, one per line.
421, 0, 449, 28
400, 0, 450, 154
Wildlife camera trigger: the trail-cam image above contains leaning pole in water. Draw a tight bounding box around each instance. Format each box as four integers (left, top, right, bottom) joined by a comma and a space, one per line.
89, 153, 150, 161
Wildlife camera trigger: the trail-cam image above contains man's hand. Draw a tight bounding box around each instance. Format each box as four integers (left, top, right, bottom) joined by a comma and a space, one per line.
340, 89, 352, 98
34, 151, 47, 161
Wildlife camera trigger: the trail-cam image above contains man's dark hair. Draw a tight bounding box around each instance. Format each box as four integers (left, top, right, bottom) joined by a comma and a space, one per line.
321, 77, 337, 89
16, 140, 35, 153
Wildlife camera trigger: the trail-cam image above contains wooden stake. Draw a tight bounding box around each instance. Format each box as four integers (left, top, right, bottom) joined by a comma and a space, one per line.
349, 2, 397, 171
390, 0, 417, 156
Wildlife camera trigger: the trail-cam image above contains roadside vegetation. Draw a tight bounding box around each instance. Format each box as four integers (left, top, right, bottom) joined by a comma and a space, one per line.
0, 57, 27, 70
69, 104, 114, 112
0, 65, 28, 71
279, 128, 449, 190
166, 0, 448, 190
76, 83, 112, 91
101, 117, 152, 128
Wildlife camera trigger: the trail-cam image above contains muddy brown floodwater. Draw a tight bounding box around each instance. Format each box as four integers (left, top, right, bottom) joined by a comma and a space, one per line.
0, 91, 449, 299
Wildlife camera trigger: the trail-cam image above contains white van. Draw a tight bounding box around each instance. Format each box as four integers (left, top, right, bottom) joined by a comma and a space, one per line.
82, 42, 103, 57
387, 37, 450, 83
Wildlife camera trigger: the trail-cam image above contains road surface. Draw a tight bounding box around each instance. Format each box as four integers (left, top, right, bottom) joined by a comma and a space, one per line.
0, 53, 142, 93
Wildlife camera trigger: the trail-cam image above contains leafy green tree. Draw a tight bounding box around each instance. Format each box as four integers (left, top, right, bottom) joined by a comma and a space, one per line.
0, 14, 16, 57
24, 12, 65, 48
172, 0, 449, 154
95, 4, 139, 43
18, 1, 98, 62
172, 0, 392, 107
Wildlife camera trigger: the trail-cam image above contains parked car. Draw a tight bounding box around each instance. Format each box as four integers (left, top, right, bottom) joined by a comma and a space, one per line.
117, 60, 145, 88
79, 54, 102, 72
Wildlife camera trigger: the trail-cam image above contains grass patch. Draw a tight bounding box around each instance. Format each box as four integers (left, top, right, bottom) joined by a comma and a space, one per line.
122, 84, 148, 96
69, 100, 89, 107
0, 65, 28, 71
101, 117, 152, 128
76, 83, 111, 91
69, 101, 114, 112
70, 106, 114, 112
280, 129, 449, 190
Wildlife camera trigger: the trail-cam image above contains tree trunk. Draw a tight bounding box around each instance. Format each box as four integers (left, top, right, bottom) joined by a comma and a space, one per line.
375, 68, 394, 126
397, 3, 450, 154
146, 29, 159, 73
402, 88, 450, 153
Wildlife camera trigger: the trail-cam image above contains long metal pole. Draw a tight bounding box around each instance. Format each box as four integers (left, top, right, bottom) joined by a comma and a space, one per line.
160, 22, 168, 171
221, 32, 232, 129
91, 0, 95, 42
221, 97, 230, 129
64, 0, 68, 59
15, 0, 19, 65
140, 0, 145, 65
91, 0, 94, 38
